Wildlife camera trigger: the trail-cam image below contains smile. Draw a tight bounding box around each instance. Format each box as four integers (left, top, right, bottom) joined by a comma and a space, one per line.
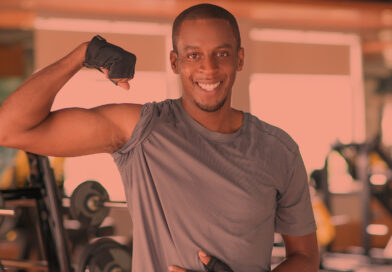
196, 81, 221, 92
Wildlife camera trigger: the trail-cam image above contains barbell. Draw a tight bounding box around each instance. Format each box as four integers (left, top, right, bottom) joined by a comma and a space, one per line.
64, 180, 128, 228
1, 180, 128, 229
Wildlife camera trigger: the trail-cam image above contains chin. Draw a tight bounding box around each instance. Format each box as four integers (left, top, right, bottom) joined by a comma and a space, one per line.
194, 96, 227, 112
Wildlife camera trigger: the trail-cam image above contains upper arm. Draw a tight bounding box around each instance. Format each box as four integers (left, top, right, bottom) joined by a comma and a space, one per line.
2, 103, 142, 157
281, 232, 319, 268
275, 151, 317, 235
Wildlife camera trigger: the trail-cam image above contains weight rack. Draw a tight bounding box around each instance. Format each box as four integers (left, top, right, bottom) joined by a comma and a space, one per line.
0, 152, 72, 271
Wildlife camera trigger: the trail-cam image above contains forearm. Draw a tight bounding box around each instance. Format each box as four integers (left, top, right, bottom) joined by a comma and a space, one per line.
0, 42, 87, 139
272, 253, 319, 272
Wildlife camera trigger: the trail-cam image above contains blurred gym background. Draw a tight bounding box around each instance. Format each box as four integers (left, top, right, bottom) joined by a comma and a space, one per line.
1, 0, 392, 271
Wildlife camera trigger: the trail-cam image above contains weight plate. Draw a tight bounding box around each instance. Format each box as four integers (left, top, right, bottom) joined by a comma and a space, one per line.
77, 238, 131, 272
89, 244, 132, 272
70, 181, 110, 228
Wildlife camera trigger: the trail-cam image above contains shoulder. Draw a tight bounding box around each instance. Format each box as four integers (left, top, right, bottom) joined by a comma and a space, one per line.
138, 99, 180, 124
246, 112, 299, 156
109, 99, 179, 155
144, 99, 177, 114
99, 99, 176, 122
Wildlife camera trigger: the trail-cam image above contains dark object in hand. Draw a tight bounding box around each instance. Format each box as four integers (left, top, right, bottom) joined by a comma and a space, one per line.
204, 256, 233, 272
186, 255, 234, 272
83, 35, 136, 79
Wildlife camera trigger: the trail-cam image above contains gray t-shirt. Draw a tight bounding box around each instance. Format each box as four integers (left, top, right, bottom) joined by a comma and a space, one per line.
111, 98, 316, 272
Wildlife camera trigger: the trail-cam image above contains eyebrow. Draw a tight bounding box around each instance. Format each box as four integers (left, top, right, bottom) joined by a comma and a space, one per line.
216, 44, 233, 49
183, 44, 233, 51
184, 46, 199, 51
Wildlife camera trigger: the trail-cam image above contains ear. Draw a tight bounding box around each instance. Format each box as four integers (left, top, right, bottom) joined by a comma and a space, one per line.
170, 50, 179, 74
236, 47, 244, 71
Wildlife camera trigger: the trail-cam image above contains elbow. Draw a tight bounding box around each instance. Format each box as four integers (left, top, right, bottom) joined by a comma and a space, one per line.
0, 118, 10, 147
0, 126, 6, 146
0, 118, 26, 148
0, 123, 11, 147
0, 131, 11, 148
0, 129, 34, 152
0, 128, 20, 149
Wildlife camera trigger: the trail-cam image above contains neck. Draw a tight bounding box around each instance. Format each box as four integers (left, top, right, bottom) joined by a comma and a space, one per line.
180, 97, 242, 134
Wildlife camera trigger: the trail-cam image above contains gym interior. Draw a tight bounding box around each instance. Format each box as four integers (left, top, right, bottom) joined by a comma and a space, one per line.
0, 0, 392, 271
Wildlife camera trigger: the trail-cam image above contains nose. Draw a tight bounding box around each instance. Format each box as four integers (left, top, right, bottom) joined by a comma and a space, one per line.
199, 55, 218, 73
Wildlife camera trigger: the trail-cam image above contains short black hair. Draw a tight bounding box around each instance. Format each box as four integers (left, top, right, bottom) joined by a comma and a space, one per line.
172, 3, 241, 52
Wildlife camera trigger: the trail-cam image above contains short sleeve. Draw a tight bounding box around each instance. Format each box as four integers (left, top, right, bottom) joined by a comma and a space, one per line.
275, 150, 317, 236
111, 102, 156, 157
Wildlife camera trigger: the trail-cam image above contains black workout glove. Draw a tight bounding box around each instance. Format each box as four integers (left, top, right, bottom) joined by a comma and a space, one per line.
203, 256, 233, 272
83, 35, 136, 79
186, 255, 233, 272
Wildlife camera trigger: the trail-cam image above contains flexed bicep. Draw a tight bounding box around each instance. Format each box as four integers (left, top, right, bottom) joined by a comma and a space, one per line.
1, 103, 142, 157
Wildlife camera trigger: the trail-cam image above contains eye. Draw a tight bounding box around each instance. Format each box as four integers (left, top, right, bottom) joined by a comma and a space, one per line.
217, 51, 229, 57
187, 53, 199, 60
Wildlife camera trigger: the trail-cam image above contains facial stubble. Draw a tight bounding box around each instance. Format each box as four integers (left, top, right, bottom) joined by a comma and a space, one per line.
193, 95, 228, 112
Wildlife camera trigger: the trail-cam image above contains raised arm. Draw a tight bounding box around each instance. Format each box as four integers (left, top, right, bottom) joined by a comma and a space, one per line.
0, 41, 142, 157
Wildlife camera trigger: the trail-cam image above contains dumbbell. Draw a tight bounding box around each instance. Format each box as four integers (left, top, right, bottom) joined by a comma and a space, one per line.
64, 180, 127, 228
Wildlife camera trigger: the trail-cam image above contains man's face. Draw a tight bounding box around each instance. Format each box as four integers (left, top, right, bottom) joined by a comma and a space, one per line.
170, 18, 244, 113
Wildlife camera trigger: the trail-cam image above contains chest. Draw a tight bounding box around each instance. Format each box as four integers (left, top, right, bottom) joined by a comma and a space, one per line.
140, 130, 278, 231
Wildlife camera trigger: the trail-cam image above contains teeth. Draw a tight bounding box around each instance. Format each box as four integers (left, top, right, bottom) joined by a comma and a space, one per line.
197, 82, 220, 91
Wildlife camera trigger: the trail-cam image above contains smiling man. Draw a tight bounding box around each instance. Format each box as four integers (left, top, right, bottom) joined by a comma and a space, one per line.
0, 3, 319, 272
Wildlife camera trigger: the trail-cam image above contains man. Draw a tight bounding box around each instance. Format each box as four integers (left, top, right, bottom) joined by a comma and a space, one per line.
0, 3, 319, 272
